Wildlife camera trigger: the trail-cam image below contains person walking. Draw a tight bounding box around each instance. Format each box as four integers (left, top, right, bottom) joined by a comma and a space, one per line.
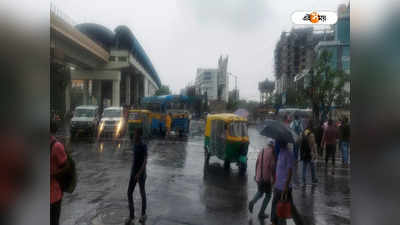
126, 128, 148, 225
290, 115, 304, 161
248, 140, 276, 219
321, 119, 339, 174
50, 127, 68, 225
339, 117, 350, 167
300, 121, 318, 185
166, 113, 172, 137
270, 140, 304, 225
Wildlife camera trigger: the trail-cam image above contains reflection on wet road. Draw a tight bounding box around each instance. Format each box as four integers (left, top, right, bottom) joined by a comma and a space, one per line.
59, 123, 350, 225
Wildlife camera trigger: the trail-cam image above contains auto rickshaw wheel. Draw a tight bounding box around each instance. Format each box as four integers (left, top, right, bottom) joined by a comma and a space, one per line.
224, 160, 230, 170
239, 162, 247, 175
204, 148, 210, 164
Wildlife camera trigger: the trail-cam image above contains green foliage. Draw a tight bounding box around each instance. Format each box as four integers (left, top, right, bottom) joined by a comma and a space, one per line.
155, 85, 171, 96
286, 87, 309, 108
306, 50, 349, 122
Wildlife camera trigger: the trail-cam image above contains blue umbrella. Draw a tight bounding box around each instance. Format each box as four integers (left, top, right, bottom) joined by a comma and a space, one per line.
234, 108, 249, 118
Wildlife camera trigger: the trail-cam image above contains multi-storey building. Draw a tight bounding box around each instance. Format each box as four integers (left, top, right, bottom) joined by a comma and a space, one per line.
217, 56, 229, 102
274, 27, 334, 96
195, 55, 229, 102
195, 68, 219, 101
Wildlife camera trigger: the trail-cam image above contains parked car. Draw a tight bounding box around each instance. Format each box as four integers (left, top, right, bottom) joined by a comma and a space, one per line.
70, 105, 100, 139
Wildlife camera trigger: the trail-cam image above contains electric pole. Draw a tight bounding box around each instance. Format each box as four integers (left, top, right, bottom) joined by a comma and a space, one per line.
228, 72, 238, 103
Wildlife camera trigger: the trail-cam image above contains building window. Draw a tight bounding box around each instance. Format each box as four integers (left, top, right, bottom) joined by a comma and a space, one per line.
118, 56, 127, 62
109, 56, 116, 61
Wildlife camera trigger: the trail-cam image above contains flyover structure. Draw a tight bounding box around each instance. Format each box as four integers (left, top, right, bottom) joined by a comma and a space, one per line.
50, 7, 161, 115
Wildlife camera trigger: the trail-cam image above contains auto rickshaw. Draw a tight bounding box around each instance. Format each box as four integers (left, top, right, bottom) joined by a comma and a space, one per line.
204, 113, 249, 175
127, 109, 152, 140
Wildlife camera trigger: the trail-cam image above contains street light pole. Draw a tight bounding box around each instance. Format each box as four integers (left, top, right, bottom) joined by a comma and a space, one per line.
228, 72, 238, 102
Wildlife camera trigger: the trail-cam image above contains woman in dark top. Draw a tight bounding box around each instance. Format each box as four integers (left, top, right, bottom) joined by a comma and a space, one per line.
126, 128, 147, 225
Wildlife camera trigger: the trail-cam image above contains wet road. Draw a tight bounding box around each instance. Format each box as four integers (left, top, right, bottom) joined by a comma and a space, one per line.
58, 121, 350, 225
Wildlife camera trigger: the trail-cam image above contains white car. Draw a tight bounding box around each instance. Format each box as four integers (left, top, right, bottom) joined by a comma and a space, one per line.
70, 105, 100, 138
98, 107, 126, 138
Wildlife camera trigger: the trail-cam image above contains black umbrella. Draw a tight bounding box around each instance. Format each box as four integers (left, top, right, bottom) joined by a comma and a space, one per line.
258, 119, 296, 143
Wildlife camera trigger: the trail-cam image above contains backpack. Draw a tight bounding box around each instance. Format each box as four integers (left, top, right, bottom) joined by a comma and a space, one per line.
51, 140, 77, 193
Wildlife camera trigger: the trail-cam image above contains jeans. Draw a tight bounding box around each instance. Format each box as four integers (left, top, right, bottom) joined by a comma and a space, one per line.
325, 144, 336, 167
293, 143, 299, 161
250, 181, 272, 215
127, 171, 147, 219
302, 160, 317, 183
270, 188, 303, 225
51, 200, 62, 225
340, 141, 349, 164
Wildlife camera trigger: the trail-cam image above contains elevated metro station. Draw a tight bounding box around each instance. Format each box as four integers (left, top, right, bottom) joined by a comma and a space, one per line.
50, 9, 161, 116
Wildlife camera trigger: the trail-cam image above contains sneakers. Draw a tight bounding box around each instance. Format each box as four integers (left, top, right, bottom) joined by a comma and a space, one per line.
139, 214, 147, 223
125, 218, 134, 225
248, 201, 254, 213
258, 213, 269, 220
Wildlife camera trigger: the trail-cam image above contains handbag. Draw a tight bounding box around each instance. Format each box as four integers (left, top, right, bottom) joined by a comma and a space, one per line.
276, 192, 292, 219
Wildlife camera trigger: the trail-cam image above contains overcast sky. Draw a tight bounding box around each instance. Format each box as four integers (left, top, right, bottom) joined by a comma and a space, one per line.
53, 0, 347, 101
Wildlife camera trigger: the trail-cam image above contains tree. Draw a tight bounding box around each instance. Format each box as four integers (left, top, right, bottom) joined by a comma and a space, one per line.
258, 78, 275, 105
283, 86, 310, 108
155, 85, 171, 96
305, 50, 349, 123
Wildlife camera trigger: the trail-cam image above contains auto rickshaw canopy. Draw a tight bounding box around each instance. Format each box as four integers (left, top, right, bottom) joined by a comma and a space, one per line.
128, 109, 151, 123
128, 109, 151, 114
205, 113, 248, 137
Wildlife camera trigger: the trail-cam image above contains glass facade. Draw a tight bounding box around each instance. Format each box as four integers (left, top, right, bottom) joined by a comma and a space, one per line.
336, 17, 350, 44
342, 46, 350, 73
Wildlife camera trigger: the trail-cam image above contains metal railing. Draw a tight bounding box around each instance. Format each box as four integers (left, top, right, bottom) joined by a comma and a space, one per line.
50, 1, 77, 26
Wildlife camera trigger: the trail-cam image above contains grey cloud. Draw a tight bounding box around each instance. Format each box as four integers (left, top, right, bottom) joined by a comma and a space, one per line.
180, 0, 273, 32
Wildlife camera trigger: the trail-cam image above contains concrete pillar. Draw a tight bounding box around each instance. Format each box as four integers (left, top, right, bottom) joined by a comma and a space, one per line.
112, 80, 120, 106
126, 75, 131, 105
92, 80, 101, 106
135, 76, 140, 105
139, 76, 144, 100
144, 78, 148, 97
83, 80, 89, 105
65, 80, 71, 112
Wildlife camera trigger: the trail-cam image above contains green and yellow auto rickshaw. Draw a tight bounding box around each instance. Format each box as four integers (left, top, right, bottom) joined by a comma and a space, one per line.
128, 109, 152, 140
204, 113, 249, 174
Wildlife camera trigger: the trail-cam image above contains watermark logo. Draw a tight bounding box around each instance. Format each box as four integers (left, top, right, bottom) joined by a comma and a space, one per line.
292, 11, 337, 25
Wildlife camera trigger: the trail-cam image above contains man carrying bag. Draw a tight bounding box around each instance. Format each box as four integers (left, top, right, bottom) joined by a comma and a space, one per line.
248, 140, 276, 220
50, 127, 77, 225
270, 140, 304, 225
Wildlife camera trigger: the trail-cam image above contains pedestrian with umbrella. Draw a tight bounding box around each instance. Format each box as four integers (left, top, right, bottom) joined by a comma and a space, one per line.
258, 120, 304, 225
